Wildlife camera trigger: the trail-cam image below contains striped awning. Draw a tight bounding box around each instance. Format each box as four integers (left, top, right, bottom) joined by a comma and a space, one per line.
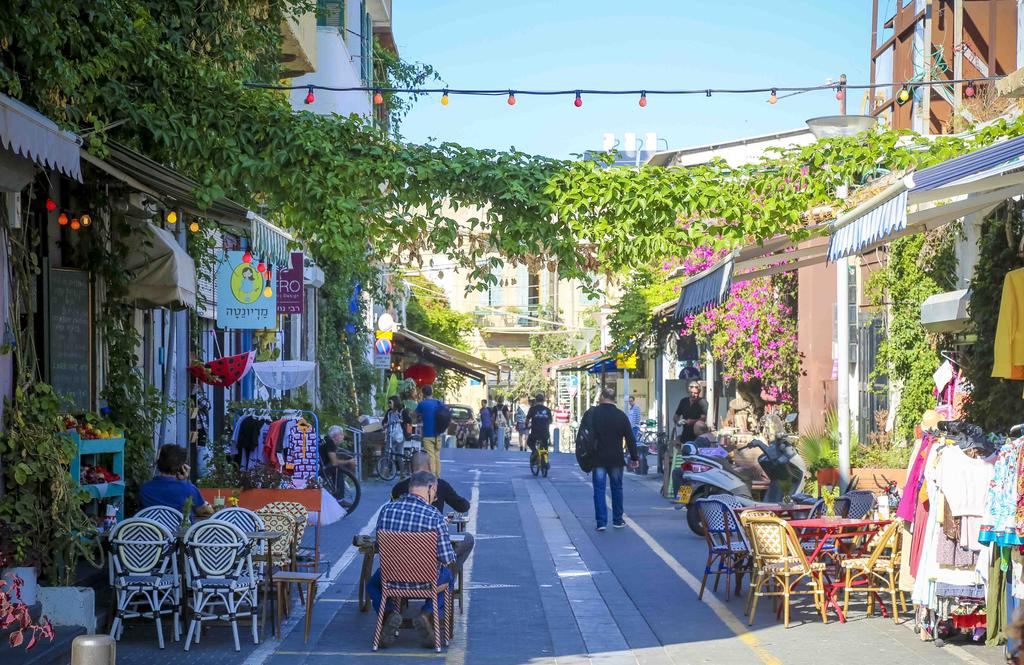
673, 255, 735, 320
249, 212, 294, 268
827, 134, 1024, 261
0, 93, 81, 184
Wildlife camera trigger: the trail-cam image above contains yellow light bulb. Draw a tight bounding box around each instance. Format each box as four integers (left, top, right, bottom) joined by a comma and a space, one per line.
263, 286, 273, 298
441, 93, 449, 106
80, 214, 92, 226
166, 211, 177, 224
189, 221, 200, 233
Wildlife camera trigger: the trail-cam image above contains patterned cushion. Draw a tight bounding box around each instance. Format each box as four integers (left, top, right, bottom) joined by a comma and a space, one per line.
762, 559, 826, 573
840, 557, 895, 571
711, 541, 750, 553
115, 573, 176, 589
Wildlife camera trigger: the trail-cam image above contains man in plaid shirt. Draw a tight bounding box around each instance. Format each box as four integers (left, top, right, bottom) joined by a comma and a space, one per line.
369, 470, 456, 648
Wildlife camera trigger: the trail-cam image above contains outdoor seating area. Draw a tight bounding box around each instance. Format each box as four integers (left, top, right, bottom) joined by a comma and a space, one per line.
695, 494, 899, 628
104, 503, 316, 652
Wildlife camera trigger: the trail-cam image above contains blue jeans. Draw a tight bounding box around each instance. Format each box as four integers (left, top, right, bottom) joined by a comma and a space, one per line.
368, 566, 452, 616
592, 466, 624, 527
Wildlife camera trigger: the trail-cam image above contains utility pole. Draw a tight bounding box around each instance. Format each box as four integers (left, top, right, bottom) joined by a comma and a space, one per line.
836, 71, 851, 491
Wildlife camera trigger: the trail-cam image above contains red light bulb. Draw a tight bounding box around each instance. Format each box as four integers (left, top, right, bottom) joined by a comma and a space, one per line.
45, 198, 57, 212
304, 87, 315, 104
373, 90, 384, 105
965, 82, 976, 98
507, 92, 516, 106
58, 213, 68, 226
574, 91, 583, 108
638, 92, 647, 108
257, 261, 266, 273
242, 251, 252, 264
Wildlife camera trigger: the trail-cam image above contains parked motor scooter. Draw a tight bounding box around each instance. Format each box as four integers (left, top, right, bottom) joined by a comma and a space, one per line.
677, 419, 810, 535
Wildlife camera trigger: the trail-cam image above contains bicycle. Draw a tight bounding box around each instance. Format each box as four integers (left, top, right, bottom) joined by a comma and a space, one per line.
319, 464, 361, 514
376, 438, 413, 481
529, 442, 550, 478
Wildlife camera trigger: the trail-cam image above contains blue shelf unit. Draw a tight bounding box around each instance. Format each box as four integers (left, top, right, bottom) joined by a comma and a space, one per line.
67, 431, 126, 521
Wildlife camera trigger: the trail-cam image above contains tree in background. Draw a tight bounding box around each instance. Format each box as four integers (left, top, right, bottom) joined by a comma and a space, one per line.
504, 330, 581, 403
404, 275, 477, 398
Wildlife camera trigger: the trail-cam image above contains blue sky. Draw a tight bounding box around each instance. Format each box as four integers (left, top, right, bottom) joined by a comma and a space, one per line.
392, 1, 874, 158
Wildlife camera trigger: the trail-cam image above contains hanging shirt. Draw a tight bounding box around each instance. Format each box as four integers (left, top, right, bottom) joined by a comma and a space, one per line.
935, 445, 994, 518
992, 268, 1024, 379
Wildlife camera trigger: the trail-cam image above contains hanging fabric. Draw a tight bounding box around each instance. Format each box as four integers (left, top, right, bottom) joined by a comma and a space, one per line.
188, 350, 254, 388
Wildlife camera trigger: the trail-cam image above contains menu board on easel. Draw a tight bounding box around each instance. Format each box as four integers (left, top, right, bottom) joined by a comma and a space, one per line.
46, 267, 93, 411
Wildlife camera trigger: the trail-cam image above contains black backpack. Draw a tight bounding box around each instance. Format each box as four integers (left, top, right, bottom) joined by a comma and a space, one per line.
575, 408, 598, 473
434, 401, 452, 435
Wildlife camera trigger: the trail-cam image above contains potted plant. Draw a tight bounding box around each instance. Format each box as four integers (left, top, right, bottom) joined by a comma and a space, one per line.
798, 409, 840, 492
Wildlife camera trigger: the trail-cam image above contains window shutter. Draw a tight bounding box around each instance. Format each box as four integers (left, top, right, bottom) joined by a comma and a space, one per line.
516, 265, 528, 308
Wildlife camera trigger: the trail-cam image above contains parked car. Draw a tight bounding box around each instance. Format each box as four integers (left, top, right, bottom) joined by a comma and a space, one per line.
448, 404, 478, 448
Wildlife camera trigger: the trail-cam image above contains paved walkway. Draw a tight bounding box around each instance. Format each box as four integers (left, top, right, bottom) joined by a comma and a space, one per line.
111, 448, 1004, 664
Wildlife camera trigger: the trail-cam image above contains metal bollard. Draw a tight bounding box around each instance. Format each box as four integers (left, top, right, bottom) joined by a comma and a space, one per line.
71, 634, 116, 665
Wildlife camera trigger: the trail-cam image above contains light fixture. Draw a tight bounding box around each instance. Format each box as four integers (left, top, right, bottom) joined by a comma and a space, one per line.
896, 85, 911, 106
638, 91, 647, 108
304, 86, 315, 104
574, 91, 582, 108
189, 221, 200, 232
80, 214, 92, 227
805, 115, 879, 139
70, 218, 81, 230
263, 286, 273, 298
45, 198, 57, 212
965, 81, 976, 98
166, 211, 177, 224
507, 91, 516, 106
58, 213, 68, 226
769, 89, 777, 105
242, 251, 252, 264
257, 260, 266, 273
373, 90, 384, 105
441, 89, 449, 106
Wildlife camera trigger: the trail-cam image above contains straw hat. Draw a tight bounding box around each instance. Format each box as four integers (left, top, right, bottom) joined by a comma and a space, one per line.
920, 409, 942, 432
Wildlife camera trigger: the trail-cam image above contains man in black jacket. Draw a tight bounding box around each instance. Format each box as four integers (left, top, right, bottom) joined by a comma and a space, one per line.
392, 451, 474, 567
584, 387, 638, 531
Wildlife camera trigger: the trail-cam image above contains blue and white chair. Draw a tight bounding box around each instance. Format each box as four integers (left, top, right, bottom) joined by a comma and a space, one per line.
135, 505, 184, 535
694, 497, 751, 600
182, 520, 258, 651
108, 517, 180, 648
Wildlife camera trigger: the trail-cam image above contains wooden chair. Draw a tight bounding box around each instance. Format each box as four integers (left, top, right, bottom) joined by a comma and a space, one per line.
694, 498, 750, 600
372, 530, 453, 653
741, 513, 828, 628
840, 521, 905, 622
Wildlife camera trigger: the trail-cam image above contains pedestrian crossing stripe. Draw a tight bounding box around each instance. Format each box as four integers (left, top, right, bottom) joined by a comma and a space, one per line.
473, 533, 521, 540
478, 500, 517, 504
466, 582, 519, 590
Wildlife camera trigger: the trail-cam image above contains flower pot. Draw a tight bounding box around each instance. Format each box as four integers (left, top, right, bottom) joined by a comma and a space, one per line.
3, 566, 38, 606
815, 468, 840, 487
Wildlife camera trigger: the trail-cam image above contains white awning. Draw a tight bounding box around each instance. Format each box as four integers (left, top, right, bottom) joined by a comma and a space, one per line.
124, 222, 197, 309
0, 93, 81, 190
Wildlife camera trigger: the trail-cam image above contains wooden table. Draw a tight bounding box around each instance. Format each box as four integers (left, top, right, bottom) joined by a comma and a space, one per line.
787, 517, 891, 622
272, 571, 320, 643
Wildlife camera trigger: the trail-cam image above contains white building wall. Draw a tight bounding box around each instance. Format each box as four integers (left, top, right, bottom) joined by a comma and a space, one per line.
290, 28, 371, 117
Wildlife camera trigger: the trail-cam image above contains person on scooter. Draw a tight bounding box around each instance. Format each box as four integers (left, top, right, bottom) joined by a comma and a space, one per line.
674, 381, 708, 443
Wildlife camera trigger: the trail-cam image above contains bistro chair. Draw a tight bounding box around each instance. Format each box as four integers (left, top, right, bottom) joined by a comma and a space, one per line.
256, 508, 298, 571
213, 508, 267, 571
741, 513, 828, 628
135, 506, 185, 535
262, 500, 320, 574
182, 520, 259, 652
108, 518, 180, 649
839, 490, 877, 520
694, 498, 750, 601
372, 530, 453, 653
840, 521, 905, 623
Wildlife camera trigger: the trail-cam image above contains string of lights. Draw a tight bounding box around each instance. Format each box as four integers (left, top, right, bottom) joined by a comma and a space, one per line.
244, 76, 1005, 107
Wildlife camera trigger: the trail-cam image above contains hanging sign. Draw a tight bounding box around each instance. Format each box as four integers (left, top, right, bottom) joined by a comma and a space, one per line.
374, 353, 392, 369
276, 251, 304, 315
216, 250, 276, 329
374, 338, 392, 354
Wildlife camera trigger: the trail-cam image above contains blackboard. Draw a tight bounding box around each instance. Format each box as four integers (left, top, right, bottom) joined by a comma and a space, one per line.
47, 268, 92, 411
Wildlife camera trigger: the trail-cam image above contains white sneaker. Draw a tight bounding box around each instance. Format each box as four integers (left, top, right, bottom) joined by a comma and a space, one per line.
596, 525, 607, 532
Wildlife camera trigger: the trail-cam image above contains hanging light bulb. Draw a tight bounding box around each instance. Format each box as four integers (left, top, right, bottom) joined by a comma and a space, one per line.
574, 91, 583, 108
70, 218, 81, 230
263, 286, 273, 298
189, 221, 200, 233
166, 211, 177, 224
896, 85, 911, 106
304, 86, 315, 104
80, 214, 92, 227
638, 91, 647, 108
373, 90, 384, 105
768, 89, 778, 105
835, 87, 845, 101
242, 251, 252, 264
965, 81, 976, 98
58, 213, 68, 226
441, 89, 449, 106
257, 260, 266, 273
45, 198, 57, 212
507, 91, 516, 106
266, 265, 273, 281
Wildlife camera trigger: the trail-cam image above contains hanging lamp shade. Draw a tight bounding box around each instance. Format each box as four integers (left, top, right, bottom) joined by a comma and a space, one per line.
404, 363, 437, 387
252, 360, 317, 391
188, 351, 254, 388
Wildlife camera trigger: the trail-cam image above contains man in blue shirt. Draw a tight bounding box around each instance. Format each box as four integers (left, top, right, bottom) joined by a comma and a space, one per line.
415, 386, 443, 475
139, 444, 213, 519
478, 399, 494, 449
368, 471, 455, 649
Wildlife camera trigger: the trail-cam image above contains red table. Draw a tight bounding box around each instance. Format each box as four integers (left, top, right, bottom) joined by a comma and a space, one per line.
787, 517, 891, 622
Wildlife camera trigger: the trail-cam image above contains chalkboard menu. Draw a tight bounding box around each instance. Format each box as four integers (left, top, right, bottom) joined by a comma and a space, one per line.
47, 268, 92, 411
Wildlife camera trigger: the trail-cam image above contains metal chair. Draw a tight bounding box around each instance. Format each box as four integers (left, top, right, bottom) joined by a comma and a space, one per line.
135, 506, 184, 535
372, 530, 453, 652
841, 521, 905, 622
741, 513, 828, 628
212, 507, 267, 571
695, 498, 750, 601
262, 500, 319, 574
182, 520, 258, 652
108, 518, 180, 649
839, 490, 877, 519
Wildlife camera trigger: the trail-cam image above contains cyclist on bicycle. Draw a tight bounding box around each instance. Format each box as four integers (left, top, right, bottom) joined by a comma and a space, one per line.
525, 393, 553, 460
320, 425, 357, 472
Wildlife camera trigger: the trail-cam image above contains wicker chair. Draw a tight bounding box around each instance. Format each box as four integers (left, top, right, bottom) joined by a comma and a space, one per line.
262, 500, 320, 574
839, 490, 877, 520
840, 520, 905, 622
694, 498, 750, 600
741, 513, 828, 628
372, 530, 453, 652
108, 518, 180, 649
256, 508, 297, 571
135, 506, 184, 535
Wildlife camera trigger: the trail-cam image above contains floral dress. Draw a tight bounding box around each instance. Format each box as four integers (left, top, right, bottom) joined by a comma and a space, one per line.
980, 438, 1024, 546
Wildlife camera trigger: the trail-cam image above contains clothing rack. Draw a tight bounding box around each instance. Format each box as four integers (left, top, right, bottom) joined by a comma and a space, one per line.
229, 408, 321, 484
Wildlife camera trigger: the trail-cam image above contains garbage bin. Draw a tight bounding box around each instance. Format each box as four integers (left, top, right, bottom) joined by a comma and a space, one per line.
72, 635, 115, 665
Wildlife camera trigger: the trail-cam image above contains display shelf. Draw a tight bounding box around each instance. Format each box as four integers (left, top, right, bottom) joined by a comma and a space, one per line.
65, 430, 125, 520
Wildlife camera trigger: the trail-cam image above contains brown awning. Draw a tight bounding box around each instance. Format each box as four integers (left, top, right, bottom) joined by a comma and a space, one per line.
393, 328, 501, 381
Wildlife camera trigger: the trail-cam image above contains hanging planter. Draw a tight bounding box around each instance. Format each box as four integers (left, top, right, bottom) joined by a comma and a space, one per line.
404, 363, 437, 387
188, 350, 254, 388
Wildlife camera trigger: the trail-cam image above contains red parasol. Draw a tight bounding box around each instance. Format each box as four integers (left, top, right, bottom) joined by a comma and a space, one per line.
403, 363, 437, 387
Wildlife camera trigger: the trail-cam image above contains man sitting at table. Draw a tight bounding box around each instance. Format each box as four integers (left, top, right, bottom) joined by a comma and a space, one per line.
369, 470, 455, 649
140, 444, 214, 519
392, 451, 474, 569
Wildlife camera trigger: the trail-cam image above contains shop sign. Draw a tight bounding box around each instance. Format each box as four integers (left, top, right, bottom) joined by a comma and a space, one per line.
276, 252, 304, 315
373, 353, 392, 369
216, 250, 276, 329
616, 353, 637, 370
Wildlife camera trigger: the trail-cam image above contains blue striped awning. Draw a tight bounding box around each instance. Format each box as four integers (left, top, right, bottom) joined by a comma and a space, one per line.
827, 134, 1024, 261
673, 256, 734, 320
248, 213, 294, 268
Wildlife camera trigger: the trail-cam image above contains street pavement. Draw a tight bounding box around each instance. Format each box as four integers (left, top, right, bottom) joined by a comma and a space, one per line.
110, 447, 1005, 664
